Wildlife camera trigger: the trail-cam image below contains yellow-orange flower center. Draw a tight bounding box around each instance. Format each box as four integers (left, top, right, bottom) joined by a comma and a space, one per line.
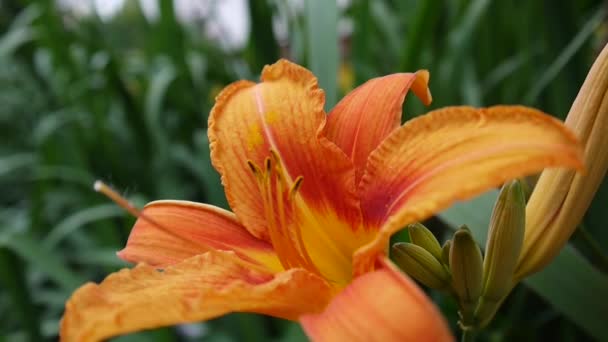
247, 151, 322, 278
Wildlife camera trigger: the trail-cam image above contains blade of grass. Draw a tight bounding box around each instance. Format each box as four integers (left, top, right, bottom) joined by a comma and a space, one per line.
399, 0, 441, 72
0, 153, 36, 177
0, 248, 42, 341
305, 0, 339, 109
43, 204, 125, 249
246, 0, 279, 71
0, 231, 84, 291
525, 8, 605, 104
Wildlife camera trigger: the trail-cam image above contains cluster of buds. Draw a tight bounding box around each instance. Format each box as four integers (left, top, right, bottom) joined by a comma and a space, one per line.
394, 42, 608, 331
392, 180, 525, 330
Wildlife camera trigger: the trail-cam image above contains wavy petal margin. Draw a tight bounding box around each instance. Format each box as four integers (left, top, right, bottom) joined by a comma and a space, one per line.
354, 106, 583, 274
326, 71, 431, 183
208, 59, 361, 242
61, 252, 331, 342
117, 200, 282, 272
300, 258, 453, 342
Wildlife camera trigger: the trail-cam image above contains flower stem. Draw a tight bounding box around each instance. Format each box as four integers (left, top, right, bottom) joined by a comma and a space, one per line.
461, 329, 476, 342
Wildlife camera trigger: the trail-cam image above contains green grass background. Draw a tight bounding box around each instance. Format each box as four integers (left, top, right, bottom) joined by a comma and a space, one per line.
1, 0, 607, 341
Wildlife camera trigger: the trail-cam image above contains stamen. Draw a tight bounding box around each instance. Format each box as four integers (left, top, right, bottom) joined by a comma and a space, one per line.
94, 180, 142, 218
244, 155, 320, 276
93, 180, 192, 247
247, 160, 260, 175
289, 176, 304, 200
269, 149, 281, 164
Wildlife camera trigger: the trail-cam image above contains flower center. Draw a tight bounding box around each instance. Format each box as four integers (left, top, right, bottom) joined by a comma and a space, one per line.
247, 151, 322, 277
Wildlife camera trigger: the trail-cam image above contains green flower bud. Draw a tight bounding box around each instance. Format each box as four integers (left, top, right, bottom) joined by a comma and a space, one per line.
392, 242, 451, 290
407, 223, 443, 260
441, 239, 451, 266
475, 180, 525, 327
450, 226, 483, 318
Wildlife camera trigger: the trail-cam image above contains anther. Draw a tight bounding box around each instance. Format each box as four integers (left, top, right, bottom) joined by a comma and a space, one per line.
247, 160, 259, 175
289, 176, 304, 199
93, 180, 188, 245
270, 149, 281, 164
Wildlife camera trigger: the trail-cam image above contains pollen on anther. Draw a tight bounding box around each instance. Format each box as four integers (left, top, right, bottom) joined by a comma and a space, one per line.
246, 160, 259, 175
289, 176, 304, 198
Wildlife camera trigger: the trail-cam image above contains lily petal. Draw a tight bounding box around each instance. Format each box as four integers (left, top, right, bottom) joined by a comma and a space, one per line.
209, 60, 369, 283
117, 200, 282, 272
326, 71, 432, 183
209, 60, 361, 240
354, 106, 583, 274
61, 251, 332, 342
300, 258, 453, 342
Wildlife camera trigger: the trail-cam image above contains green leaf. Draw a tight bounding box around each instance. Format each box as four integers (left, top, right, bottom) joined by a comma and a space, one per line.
43, 204, 125, 249
305, 0, 339, 109
0, 248, 42, 341
0, 232, 84, 291
525, 8, 605, 104
246, 0, 279, 71
439, 191, 608, 341
0, 153, 36, 178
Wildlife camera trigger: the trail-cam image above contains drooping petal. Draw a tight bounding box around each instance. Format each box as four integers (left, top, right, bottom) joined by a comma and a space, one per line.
326, 71, 432, 183
209, 59, 368, 283
353, 106, 583, 274
61, 251, 332, 342
300, 258, 453, 342
117, 200, 282, 272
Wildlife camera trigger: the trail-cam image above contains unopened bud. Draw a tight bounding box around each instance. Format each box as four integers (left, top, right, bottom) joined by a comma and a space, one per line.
475, 180, 525, 327
441, 240, 451, 266
408, 223, 443, 260
392, 242, 450, 290
450, 226, 483, 318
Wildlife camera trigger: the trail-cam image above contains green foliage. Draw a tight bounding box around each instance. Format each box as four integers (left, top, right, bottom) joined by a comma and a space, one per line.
0, 0, 606, 341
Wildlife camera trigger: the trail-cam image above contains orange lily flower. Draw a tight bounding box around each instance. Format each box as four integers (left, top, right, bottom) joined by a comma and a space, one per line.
61, 60, 582, 342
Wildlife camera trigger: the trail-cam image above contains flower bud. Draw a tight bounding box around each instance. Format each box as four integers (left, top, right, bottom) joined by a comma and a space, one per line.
392, 242, 451, 290
449, 226, 483, 318
475, 180, 525, 327
441, 239, 451, 266
407, 223, 443, 260
516, 43, 608, 279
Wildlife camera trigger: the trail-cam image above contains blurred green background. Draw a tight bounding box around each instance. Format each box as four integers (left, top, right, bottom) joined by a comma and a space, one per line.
1, 0, 607, 341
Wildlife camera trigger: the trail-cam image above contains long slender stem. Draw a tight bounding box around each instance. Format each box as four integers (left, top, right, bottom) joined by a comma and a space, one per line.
461, 329, 476, 342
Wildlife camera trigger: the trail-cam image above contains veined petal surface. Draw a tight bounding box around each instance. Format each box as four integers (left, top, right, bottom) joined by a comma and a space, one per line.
209, 59, 369, 284
117, 200, 282, 272
354, 106, 583, 274
300, 258, 453, 342
61, 251, 332, 342
326, 71, 431, 183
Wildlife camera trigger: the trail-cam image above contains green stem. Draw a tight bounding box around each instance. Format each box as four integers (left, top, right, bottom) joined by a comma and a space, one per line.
461, 329, 476, 342
577, 224, 608, 272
